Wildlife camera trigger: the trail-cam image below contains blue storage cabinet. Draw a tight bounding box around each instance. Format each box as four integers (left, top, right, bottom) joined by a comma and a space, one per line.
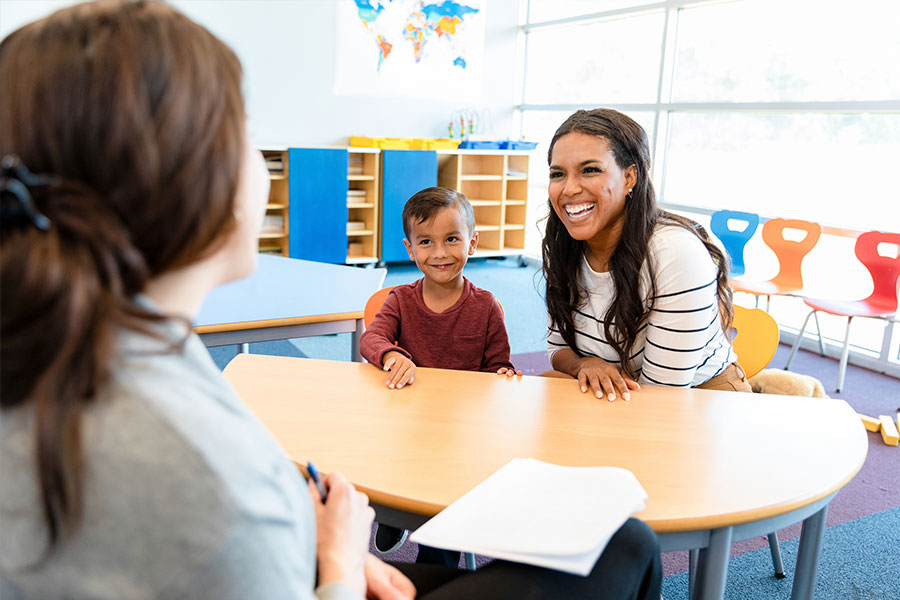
380, 150, 438, 262
288, 148, 348, 264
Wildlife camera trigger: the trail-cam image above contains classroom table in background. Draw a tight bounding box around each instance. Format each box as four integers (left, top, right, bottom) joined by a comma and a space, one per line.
224, 354, 868, 600
195, 255, 386, 361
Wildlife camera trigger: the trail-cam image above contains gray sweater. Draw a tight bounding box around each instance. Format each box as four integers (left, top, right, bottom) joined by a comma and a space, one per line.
0, 319, 360, 600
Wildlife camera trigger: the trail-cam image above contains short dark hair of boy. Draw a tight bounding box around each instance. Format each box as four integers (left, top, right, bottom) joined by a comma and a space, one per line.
402, 186, 475, 240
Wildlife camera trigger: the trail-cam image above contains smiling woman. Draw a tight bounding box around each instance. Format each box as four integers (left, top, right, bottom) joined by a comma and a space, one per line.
541, 109, 749, 400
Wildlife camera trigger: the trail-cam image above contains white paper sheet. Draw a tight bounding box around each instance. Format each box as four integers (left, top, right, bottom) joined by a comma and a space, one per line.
409, 458, 647, 576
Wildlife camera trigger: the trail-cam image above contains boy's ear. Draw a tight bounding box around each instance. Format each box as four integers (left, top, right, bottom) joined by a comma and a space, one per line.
468, 231, 479, 256
403, 238, 416, 262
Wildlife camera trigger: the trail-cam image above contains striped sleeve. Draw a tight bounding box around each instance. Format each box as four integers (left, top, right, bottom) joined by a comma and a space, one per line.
547, 315, 568, 363
639, 228, 722, 387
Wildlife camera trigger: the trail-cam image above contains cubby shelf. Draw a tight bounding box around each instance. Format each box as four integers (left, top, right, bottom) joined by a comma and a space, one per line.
259, 148, 290, 256
345, 148, 381, 264
437, 149, 531, 258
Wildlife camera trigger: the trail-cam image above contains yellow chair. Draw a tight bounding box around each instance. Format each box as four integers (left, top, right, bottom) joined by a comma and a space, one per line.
731, 305, 780, 378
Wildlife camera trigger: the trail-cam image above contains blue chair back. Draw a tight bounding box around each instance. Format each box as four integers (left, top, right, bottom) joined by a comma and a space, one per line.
709, 210, 760, 276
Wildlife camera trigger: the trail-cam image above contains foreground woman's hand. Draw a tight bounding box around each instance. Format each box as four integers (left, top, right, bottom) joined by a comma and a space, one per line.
310, 471, 375, 595
365, 554, 416, 600
575, 356, 640, 401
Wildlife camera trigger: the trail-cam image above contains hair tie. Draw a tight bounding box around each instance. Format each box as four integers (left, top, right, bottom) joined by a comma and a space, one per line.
1, 154, 55, 231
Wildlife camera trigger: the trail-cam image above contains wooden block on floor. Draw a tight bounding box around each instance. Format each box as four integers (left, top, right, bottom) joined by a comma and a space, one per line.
878, 415, 899, 446
858, 413, 881, 432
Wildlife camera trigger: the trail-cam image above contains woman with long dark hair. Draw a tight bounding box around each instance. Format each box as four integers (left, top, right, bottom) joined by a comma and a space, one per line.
543, 109, 749, 400
0, 4, 661, 599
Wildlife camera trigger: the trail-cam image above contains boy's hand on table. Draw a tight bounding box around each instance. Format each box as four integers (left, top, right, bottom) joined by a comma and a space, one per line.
497, 367, 523, 378
382, 351, 416, 389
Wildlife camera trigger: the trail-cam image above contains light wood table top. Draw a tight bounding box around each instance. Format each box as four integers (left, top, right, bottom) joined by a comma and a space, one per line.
224, 354, 867, 535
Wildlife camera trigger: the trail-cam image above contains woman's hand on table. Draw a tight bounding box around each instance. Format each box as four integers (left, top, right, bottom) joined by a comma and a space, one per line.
575, 356, 640, 401
310, 471, 374, 595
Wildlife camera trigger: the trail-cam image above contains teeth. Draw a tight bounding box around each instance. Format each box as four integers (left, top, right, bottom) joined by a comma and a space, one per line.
565, 203, 595, 217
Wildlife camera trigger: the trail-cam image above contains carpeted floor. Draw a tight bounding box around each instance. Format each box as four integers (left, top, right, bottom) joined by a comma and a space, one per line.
206, 258, 900, 599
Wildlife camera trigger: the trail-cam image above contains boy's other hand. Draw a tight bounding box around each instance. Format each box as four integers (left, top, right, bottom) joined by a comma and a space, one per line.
497, 367, 523, 378
382, 351, 416, 389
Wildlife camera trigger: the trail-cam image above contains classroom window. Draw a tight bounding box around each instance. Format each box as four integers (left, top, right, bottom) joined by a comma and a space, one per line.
662, 112, 900, 233
523, 12, 665, 105
527, 0, 660, 24
672, 0, 900, 102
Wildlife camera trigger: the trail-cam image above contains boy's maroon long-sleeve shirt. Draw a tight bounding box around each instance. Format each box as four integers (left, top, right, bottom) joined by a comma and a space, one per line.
359, 278, 515, 372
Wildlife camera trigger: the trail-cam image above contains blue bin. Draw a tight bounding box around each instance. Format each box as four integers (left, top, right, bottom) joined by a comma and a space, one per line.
499, 140, 538, 150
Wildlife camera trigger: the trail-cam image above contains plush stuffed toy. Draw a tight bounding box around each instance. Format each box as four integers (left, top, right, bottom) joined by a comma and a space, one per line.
748, 369, 830, 398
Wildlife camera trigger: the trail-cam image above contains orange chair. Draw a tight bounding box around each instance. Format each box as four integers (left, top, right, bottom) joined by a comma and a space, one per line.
785, 231, 900, 392
731, 305, 780, 378
731, 218, 822, 310
364, 286, 397, 329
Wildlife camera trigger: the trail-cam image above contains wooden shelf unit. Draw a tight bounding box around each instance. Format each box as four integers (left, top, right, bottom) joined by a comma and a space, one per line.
437, 150, 531, 256
260, 148, 290, 256
346, 148, 380, 264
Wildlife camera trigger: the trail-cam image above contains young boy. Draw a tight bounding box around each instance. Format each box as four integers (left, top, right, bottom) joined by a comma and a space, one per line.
360, 186, 519, 565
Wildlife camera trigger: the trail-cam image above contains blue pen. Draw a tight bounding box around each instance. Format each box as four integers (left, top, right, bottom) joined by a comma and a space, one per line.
307, 461, 328, 503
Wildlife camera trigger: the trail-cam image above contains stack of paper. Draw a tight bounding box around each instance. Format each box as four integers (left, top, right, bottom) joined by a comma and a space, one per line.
409, 458, 647, 576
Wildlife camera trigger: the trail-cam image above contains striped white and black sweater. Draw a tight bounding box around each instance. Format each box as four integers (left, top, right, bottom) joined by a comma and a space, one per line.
548, 225, 737, 387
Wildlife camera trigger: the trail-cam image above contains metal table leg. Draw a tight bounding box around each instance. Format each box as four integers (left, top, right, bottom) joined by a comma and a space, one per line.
694, 526, 733, 600
790, 506, 828, 600
352, 318, 363, 362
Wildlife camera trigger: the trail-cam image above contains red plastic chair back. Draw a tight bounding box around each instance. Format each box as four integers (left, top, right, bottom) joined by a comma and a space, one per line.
855, 231, 900, 313
364, 286, 396, 330
762, 218, 822, 290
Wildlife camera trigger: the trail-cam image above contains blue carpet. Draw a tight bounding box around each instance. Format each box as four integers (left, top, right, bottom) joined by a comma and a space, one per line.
661, 507, 900, 600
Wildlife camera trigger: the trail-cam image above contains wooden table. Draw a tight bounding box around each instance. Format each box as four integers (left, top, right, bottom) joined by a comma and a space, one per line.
224, 354, 867, 600
195, 255, 386, 361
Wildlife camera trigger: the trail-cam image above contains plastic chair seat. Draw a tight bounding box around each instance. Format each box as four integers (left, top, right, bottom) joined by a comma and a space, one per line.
730, 279, 802, 297
802, 297, 898, 319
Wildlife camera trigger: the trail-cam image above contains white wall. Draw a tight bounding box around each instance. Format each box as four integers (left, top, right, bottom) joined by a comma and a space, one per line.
0, 0, 521, 146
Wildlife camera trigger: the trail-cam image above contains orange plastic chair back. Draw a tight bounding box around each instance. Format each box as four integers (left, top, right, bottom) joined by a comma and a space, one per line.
364, 286, 396, 330
855, 231, 900, 313
731, 305, 779, 378
762, 218, 822, 290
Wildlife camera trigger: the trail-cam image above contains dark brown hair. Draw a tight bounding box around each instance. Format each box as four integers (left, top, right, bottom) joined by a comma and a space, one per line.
0, 0, 245, 552
542, 109, 732, 378
402, 186, 475, 239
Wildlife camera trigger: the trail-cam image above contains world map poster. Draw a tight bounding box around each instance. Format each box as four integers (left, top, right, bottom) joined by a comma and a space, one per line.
334, 0, 486, 100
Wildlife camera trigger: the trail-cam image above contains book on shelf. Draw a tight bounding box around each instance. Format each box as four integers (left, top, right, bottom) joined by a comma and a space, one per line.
265, 156, 284, 173
260, 215, 284, 233
347, 221, 366, 232
348, 241, 365, 256
409, 458, 647, 576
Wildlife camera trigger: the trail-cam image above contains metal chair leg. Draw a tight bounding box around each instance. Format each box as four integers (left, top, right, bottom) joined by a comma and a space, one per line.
464, 552, 476, 571
786, 309, 816, 370
688, 548, 699, 599
836, 317, 854, 393
811, 311, 826, 356
767, 532, 786, 578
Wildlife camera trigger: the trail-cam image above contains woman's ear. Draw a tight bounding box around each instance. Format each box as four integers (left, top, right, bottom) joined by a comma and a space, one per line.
625, 164, 638, 194
468, 231, 479, 256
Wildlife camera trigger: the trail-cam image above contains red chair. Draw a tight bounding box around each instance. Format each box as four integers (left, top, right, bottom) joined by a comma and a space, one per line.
731, 218, 822, 310
785, 231, 900, 392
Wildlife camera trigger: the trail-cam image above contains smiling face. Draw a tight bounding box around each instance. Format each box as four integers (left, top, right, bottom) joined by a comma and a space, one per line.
548, 132, 636, 254
403, 204, 478, 286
